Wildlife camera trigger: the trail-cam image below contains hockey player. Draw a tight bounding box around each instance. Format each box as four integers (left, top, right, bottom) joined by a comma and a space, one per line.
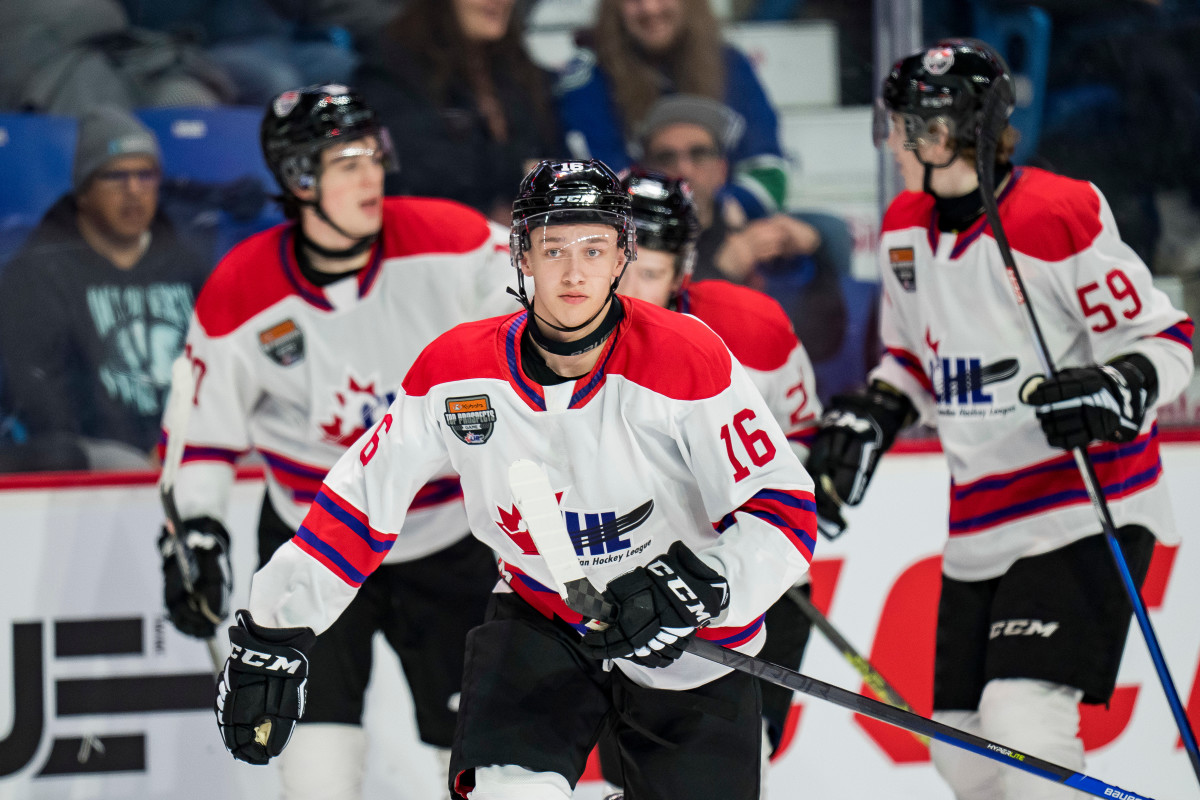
612, 167, 821, 768
806, 39, 1194, 800
159, 85, 512, 798
214, 159, 816, 800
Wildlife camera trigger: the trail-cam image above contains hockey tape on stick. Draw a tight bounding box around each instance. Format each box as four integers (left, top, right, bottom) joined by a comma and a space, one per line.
159, 356, 223, 672
787, 587, 927, 745
976, 80, 1200, 785
508, 460, 613, 628
512, 461, 1157, 799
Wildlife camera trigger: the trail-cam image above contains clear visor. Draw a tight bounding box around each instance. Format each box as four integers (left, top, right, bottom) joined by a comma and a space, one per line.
326, 128, 398, 173
872, 101, 955, 150
511, 209, 633, 268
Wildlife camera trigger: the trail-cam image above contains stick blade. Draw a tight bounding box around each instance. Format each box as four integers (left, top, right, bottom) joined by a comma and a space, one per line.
508, 460, 585, 596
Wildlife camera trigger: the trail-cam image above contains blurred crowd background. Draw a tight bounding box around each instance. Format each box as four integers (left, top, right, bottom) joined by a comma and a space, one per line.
1, 0, 1199, 472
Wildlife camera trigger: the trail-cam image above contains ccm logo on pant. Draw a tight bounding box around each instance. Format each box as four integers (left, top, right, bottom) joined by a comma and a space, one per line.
989, 619, 1060, 639
231, 644, 303, 673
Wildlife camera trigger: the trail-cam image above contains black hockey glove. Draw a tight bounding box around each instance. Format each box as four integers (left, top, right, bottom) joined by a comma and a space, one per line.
159, 516, 232, 638
1021, 354, 1157, 451
216, 610, 316, 765
580, 541, 729, 668
805, 383, 915, 538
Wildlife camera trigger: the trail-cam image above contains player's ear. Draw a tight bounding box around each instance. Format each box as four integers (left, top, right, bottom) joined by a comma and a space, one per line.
519, 252, 534, 278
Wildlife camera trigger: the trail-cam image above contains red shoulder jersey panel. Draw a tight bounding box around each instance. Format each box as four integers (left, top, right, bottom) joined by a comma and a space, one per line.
997, 167, 1103, 263
377, 196, 492, 259
881, 188, 934, 233
194, 223, 295, 338
681, 280, 798, 372
603, 297, 733, 401
402, 313, 515, 397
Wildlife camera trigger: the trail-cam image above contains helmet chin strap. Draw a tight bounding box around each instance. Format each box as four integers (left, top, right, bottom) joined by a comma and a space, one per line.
296, 184, 377, 259
917, 142, 961, 197
506, 269, 626, 357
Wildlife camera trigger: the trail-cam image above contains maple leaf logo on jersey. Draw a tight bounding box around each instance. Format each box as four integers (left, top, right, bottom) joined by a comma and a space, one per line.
495, 492, 655, 561
496, 491, 565, 554
319, 372, 396, 447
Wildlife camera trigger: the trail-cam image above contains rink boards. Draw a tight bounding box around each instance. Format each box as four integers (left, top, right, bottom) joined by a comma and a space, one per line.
1, 444, 1199, 800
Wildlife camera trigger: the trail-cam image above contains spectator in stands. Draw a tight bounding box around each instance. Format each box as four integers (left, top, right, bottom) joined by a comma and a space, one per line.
119, 0, 361, 105
0, 0, 234, 115
638, 94, 848, 361
557, 0, 790, 213
0, 107, 208, 472
355, 0, 563, 222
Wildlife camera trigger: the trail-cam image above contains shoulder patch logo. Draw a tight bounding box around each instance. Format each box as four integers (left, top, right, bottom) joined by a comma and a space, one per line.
889, 247, 916, 292
259, 319, 305, 366
445, 394, 496, 445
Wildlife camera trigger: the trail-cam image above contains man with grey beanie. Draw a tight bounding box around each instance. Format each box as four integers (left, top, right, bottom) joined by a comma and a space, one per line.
0, 105, 208, 472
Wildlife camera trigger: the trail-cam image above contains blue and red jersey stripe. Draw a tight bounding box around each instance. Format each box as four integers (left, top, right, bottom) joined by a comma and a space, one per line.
948, 426, 1162, 535
1155, 318, 1194, 348
714, 488, 817, 561
885, 347, 935, 396
294, 486, 398, 587
260, 448, 327, 505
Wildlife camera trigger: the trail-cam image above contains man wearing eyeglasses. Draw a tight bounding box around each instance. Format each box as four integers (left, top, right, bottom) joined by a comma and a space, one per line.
635, 95, 850, 363
0, 106, 208, 471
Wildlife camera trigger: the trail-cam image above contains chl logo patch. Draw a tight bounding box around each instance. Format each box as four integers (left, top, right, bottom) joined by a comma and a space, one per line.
889, 247, 916, 291
445, 394, 496, 444
258, 319, 305, 366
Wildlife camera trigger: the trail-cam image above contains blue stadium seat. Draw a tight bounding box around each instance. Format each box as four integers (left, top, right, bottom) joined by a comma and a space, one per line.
135, 106, 284, 263
0, 114, 78, 268
971, 2, 1052, 164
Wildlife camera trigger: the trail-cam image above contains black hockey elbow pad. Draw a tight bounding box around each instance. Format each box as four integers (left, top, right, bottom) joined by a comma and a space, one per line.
216, 610, 316, 765
805, 382, 915, 511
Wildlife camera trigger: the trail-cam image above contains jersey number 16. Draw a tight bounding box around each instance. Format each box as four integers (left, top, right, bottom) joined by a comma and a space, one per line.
720, 409, 776, 482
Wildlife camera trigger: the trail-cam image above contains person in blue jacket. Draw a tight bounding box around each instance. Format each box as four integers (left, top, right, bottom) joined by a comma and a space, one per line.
555, 0, 789, 213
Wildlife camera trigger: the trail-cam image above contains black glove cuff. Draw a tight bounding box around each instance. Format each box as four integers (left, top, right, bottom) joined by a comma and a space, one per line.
1108, 353, 1158, 408
234, 610, 316, 654
827, 382, 915, 452
159, 516, 231, 553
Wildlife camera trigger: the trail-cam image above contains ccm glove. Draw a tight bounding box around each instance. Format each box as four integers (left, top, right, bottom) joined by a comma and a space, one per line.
581, 542, 729, 668
159, 516, 231, 638
216, 610, 316, 765
1021, 354, 1157, 451
805, 383, 914, 537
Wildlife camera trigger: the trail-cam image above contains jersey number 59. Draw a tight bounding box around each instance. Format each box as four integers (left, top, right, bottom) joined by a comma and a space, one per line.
720, 409, 777, 482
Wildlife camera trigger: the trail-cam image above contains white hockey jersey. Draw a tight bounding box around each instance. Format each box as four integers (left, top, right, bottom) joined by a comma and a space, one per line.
872, 167, 1193, 581
249, 297, 816, 690
678, 279, 822, 462
168, 197, 515, 561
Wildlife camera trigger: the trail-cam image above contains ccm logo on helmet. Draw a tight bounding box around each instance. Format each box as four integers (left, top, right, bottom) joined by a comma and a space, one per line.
231, 643, 304, 673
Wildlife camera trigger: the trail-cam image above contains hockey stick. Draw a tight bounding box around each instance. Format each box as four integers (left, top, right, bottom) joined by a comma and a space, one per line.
975, 78, 1200, 785
160, 356, 224, 673
786, 586, 928, 745
508, 460, 1157, 800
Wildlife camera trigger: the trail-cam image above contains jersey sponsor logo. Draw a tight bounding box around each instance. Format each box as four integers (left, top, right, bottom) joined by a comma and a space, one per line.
922, 46, 955, 76
444, 394, 497, 445
258, 318, 305, 366
319, 372, 395, 447
889, 247, 916, 291
494, 495, 655, 565
989, 618, 1061, 639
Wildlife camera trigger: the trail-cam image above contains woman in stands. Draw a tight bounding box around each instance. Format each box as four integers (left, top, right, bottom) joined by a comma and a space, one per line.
556, 0, 789, 214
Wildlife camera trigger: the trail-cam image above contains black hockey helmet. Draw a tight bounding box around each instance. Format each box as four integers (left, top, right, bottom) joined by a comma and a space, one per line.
261, 84, 395, 195
510, 159, 636, 266
875, 38, 1013, 152
620, 167, 699, 278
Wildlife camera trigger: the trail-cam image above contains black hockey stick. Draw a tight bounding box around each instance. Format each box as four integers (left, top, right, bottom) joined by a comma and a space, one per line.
160, 356, 224, 673
507, 460, 1157, 800
786, 586, 928, 745
975, 78, 1200, 785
